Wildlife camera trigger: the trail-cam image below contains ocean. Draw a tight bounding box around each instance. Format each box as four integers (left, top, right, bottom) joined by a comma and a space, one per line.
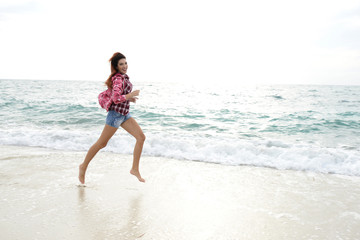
1, 79, 359, 176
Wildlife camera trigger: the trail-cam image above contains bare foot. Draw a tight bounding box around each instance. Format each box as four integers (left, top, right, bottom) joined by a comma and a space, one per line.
130, 169, 145, 183
78, 164, 86, 184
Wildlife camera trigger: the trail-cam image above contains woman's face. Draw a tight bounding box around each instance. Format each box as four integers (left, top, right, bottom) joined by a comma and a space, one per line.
117, 58, 128, 74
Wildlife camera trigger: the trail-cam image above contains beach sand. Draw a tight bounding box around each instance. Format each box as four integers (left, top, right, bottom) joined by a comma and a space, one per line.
0, 145, 359, 240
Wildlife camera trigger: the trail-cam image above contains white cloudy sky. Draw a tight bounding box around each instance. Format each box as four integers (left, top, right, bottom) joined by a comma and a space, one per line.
0, 0, 360, 85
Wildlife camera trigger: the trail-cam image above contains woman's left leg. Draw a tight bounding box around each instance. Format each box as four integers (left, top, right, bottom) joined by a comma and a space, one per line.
121, 117, 146, 182
79, 124, 118, 184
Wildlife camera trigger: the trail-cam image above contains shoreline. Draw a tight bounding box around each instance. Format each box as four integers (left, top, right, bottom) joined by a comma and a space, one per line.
2, 143, 359, 179
1, 145, 360, 240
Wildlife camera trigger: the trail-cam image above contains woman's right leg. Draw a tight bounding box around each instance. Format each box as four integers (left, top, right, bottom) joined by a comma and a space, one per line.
78, 124, 118, 184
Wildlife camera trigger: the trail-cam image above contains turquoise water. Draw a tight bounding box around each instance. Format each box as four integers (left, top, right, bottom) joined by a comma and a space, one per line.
1, 79, 360, 175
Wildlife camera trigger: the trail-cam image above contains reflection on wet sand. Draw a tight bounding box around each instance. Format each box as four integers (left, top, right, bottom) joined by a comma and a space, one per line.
77, 186, 146, 239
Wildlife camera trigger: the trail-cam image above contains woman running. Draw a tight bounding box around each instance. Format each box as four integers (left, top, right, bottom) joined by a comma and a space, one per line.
78, 52, 146, 184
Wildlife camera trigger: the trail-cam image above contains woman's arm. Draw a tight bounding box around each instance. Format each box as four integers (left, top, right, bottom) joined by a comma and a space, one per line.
111, 75, 140, 104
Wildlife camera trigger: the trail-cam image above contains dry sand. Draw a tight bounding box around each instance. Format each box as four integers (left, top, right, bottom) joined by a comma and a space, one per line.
0, 145, 359, 240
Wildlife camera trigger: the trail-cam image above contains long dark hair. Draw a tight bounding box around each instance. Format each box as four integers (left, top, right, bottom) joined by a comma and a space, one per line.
105, 52, 126, 89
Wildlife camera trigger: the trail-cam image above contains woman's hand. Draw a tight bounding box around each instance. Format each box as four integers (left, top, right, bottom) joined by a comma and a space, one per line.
131, 90, 140, 97
128, 97, 138, 103
126, 90, 140, 100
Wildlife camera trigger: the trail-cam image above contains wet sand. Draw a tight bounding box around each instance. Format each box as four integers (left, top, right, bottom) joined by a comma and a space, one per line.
0, 145, 359, 240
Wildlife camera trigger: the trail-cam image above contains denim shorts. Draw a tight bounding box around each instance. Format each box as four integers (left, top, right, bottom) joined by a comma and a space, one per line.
106, 111, 132, 128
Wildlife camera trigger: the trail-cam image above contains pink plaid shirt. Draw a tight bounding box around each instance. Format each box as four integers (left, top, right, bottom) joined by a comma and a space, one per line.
108, 73, 133, 115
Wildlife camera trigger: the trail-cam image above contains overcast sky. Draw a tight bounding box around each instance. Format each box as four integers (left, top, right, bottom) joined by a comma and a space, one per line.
0, 0, 360, 85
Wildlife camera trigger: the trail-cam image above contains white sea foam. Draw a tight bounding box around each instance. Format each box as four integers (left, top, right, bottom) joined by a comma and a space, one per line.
1, 128, 359, 177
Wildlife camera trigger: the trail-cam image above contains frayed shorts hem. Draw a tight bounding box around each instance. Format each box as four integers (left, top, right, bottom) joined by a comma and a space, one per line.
105, 111, 132, 128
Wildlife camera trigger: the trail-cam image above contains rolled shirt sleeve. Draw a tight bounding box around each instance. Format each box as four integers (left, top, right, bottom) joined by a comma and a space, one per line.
111, 75, 127, 104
